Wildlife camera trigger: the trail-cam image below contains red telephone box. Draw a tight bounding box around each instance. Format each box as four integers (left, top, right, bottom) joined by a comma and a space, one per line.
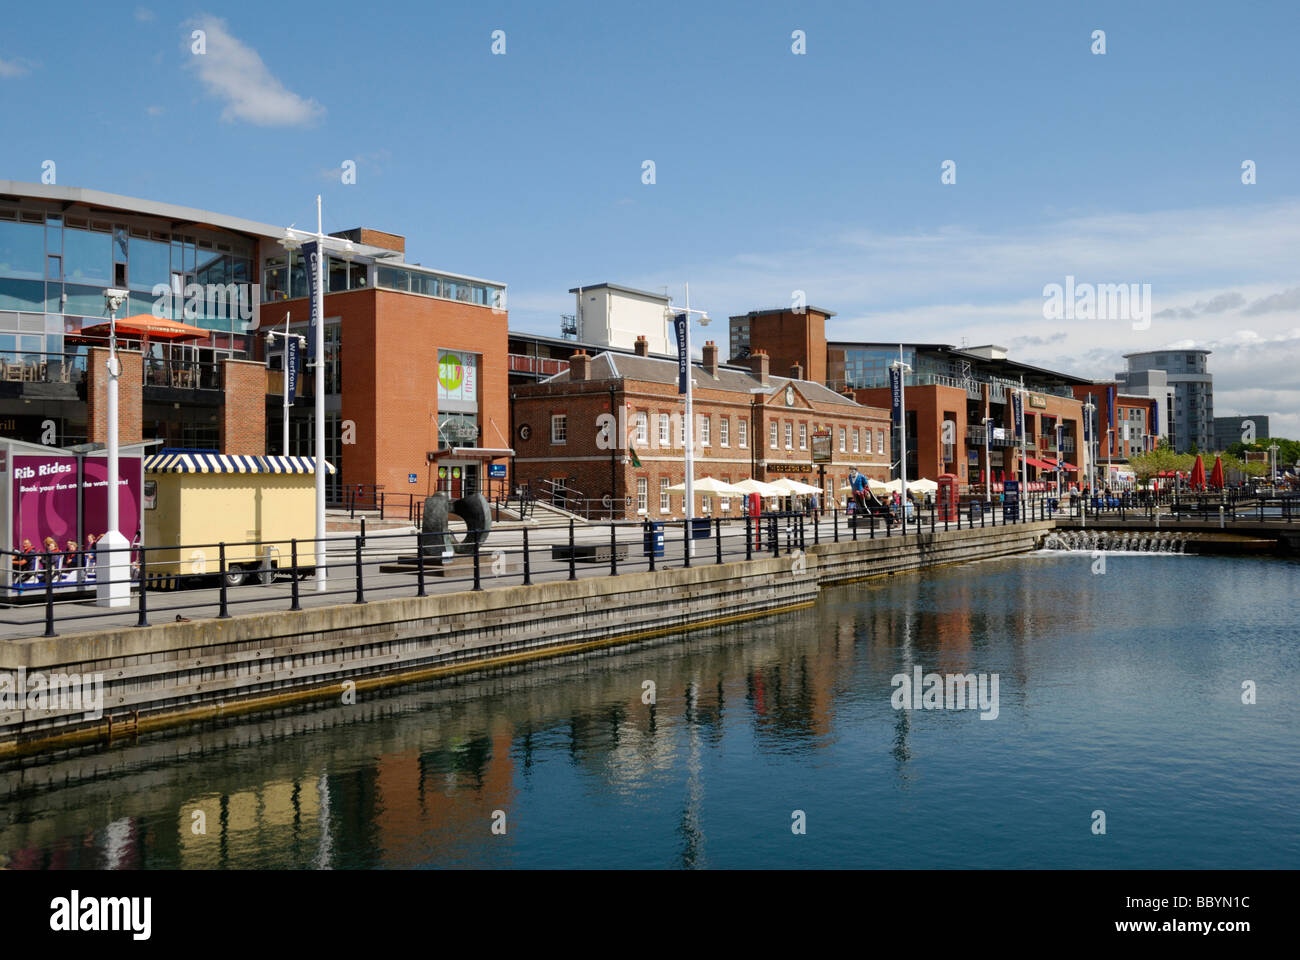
937, 473, 959, 521
747, 492, 762, 547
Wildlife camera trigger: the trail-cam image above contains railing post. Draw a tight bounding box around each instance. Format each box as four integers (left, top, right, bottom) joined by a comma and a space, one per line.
522, 527, 532, 585
715, 518, 723, 564
568, 519, 577, 580
472, 533, 482, 590
43, 552, 56, 637
771, 516, 779, 558
360, 516, 366, 545
610, 522, 618, 577
930, 504, 936, 533
291, 539, 303, 609
813, 509, 819, 544
217, 542, 231, 618
745, 515, 752, 560
415, 532, 427, 597
833, 507, 839, 542
136, 552, 149, 628
354, 535, 366, 603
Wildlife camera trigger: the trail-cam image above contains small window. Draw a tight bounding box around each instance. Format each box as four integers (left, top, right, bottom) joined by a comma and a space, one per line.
838, 428, 846, 452
551, 414, 567, 444
770, 421, 778, 449
658, 413, 670, 446
636, 477, 648, 513
700, 416, 710, 446
799, 423, 807, 449
720, 417, 729, 447
636, 412, 648, 444
46, 255, 61, 280
852, 429, 859, 453
738, 419, 747, 448
660, 477, 670, 512
784, 422, 792, 449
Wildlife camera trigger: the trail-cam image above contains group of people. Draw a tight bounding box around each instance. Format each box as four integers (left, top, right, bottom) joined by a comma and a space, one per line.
847, 467, 918, 525
11, 534, 99, 585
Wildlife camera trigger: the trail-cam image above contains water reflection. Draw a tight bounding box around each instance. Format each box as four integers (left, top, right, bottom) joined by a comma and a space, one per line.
2, 554, 1297, 869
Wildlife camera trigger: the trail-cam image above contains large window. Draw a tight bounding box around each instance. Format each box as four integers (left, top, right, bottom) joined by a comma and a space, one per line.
62, 227, 112, 284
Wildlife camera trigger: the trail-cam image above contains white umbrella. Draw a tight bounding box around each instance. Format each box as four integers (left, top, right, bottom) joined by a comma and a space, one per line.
769, 477, 822, 495
665, 475, 743, 495
841, 478, 890, 494
908, 478, 939, 493
732, 477, 784, 497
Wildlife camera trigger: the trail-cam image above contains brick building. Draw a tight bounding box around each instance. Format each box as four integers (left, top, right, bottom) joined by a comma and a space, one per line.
510, 338, 891, 519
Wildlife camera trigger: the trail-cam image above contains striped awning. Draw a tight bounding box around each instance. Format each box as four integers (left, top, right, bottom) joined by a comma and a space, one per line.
144, 453, 336, 475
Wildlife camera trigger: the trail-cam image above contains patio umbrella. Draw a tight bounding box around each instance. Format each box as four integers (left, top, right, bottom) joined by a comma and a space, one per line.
732, 478, 784, 497
1189, 454, 1206, 490
665, 476, 743, 495
72, 314, 211, 343
1209, 455, 1224, 490
839, 479, 890, 495
770, 477, 822, 495
907, 478, 939, 493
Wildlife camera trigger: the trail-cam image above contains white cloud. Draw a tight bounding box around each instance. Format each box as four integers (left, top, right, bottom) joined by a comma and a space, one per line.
184, 15, 324, 127
135, 6, 155, 21
0, 57, 31, 78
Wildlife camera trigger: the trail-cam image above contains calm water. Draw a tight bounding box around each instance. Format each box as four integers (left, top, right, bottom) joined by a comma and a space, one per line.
2, 552, 1297, 869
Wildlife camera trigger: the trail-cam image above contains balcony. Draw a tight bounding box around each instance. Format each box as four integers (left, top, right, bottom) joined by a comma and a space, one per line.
509, 354, 570, 378
143, 358, 223, 391
0, 351, 86, 386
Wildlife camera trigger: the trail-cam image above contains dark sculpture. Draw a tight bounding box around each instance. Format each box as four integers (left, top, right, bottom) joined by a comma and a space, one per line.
419, 492, 492, 563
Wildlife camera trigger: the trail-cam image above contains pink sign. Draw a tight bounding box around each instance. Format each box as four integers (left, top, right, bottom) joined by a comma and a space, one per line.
11, 455, 141, 555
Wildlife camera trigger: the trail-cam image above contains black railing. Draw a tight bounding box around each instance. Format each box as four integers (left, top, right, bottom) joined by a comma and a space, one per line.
143, 359, 222, 390
0, 350, 87, 385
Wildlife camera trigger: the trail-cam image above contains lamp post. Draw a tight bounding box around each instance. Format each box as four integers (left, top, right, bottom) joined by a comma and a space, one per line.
1268, 442, 1280, 485
282, 196, 348, 592
669, 284, 709, 554
891, 348, 912, 528
96, 287, 131, 607
982, 415, 992, 505
265, 313, 306, 456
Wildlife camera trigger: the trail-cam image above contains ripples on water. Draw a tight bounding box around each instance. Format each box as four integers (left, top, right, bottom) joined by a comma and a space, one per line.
1, 553, 1297, 869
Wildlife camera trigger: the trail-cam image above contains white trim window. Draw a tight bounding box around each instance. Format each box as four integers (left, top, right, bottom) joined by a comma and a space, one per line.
852, 429, 860, 453
799, 423, 807, 449
738, 419, 747, 447
770, 421, 778, 449
636, 477, 648, 513
660, 476, 670, 512
700, 415, 711, 446
659, 412, 670, 447
784, 422, 793, 449
720, 417, 730, 447
636, 412, 648, 445
551, 414, 567, 444
877, 428, 885, 454
838, 427, 846, 452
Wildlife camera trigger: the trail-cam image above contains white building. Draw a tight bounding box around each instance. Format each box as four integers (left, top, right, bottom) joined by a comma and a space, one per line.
569, 283, 672, 355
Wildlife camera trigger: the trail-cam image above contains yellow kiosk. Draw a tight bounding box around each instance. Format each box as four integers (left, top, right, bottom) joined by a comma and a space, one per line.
143, 451, 335, 587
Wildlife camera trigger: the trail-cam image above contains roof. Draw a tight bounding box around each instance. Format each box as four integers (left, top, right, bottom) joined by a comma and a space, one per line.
567, 282, 670, 302
1122, 348, 1212, 358
542, 350, 865, 408
144, 453, 336, 475
731, 306, 838, 319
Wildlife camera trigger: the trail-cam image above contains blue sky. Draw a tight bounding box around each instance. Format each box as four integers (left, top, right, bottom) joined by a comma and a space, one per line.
2, 0, 1298, 432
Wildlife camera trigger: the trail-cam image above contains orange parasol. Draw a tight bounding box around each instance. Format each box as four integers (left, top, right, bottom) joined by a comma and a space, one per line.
72, 314, 212, 343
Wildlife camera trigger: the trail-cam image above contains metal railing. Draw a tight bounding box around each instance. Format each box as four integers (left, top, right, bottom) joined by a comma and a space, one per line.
0, 351, 87, 385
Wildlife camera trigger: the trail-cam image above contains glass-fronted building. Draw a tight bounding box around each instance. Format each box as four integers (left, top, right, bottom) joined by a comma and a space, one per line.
1121, 349, 1213, 453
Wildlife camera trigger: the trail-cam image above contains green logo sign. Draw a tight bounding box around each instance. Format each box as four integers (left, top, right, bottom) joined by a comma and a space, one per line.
439, 353, 465, 393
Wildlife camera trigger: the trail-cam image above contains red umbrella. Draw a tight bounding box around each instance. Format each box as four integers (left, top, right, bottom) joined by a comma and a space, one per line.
1189, 454, 1206, 491
1209, 455, 1224, 490
72, 314, 211, 343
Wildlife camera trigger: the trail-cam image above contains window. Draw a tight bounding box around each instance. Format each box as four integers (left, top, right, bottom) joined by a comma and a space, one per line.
852, 428, 860, 453
551, 414, 567, 444
770, 421, 778, 449
738, 419, 747, 447
839, 427, 846, 452
659, 413, 670, 446
721, 476, 731, 511
799, 423, 807, 449
784, 422, 793, 449
701, 495, 711, 515
720, 417, 729, 447
660, 477, 670, 512
700, 415, 710, 446
636, 477, 648, 513
877, 429, 884, 454
636, 412, 648, 444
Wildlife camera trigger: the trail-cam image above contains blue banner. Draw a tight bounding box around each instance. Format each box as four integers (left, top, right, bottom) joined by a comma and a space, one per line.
1107, 385, 1116, 432
1056, 422, 1063, 459
1083, 396, 1092, 444
1012, 391, 1023, 441
1151, 400, 1159, 441
286, 336, 300, 404
673, 313, 688, 394
889, 366, 903, 424
303, 240, 321, 361
985, 417, 994, 447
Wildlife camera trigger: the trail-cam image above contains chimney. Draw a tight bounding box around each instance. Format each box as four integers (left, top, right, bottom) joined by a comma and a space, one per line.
569, 349, 591, 381
750, 349, 769, 385
634, 335, 649, 357
790, 362, 804, 381
702, 341, 719, 377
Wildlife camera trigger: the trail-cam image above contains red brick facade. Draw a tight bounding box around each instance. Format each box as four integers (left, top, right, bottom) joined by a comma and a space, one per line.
85, 347, 143, 446
219, 359, 269, 455
511, 350, 890, 518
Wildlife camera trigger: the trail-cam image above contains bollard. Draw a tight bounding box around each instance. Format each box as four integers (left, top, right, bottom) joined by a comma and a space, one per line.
360, 516, 366, 546
217, 542, 231, 618
522, 528, 532, 585
291, 539, 303, 609
355, 535, 366, 603
569, 519, 578, 580
43, 552, 56, 637
1219, 505, 1225, 529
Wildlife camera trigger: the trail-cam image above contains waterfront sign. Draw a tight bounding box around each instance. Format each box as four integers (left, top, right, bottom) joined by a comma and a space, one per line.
1012, 391, 1023, 441
286, 336, 299, 404
889, 366, 903, 424
673, 313, 689, 394
303, 240, 321, 361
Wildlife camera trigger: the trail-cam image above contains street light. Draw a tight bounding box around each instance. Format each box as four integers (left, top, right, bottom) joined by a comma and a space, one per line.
265, 315, 307, 456
891, 349, 912, 530
97, 287, 131, 607
668, 284, 709, 554
1268, 442, 1280, 485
